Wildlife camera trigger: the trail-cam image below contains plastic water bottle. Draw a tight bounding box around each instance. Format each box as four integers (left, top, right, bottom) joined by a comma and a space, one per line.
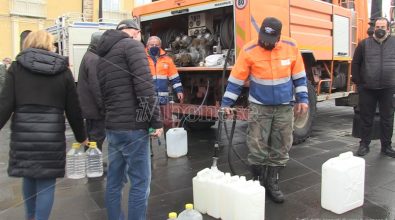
178, 204, 203, 220
66, 143, 86, 179
86, 142, 103, 178
167, 212, 178, 219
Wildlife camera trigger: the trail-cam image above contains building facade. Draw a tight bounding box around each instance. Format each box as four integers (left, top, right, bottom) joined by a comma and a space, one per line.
0, 0, 134, 59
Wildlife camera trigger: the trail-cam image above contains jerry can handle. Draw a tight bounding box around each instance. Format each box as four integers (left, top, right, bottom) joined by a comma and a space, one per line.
339, 151, 353, 159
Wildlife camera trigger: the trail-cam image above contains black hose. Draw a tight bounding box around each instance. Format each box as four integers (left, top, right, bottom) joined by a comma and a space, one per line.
219, 15, 234, 49
223, 111, 250, 175
221, 26, 234, 100
217, 20, 249, 175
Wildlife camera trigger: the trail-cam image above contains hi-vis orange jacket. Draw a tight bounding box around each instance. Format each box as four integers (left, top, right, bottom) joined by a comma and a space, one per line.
147, 48, 183, 104
221, 36, 308, 107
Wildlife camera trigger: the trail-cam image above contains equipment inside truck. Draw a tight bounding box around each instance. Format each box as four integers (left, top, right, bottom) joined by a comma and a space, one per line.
140, 6, 235, 67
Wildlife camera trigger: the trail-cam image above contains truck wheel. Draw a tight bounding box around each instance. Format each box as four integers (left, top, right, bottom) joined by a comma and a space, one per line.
293, 81, 317, 145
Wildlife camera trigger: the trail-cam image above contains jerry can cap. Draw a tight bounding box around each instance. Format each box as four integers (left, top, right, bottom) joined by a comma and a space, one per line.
185, 203, 193, 210
168, 212, 177, 218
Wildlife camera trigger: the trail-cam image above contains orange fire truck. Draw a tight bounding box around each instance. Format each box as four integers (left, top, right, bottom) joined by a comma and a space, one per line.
132, 0, 369, 143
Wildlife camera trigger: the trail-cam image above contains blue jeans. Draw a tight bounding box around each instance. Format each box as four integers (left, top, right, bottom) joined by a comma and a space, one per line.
105, 129, 151, 220
22, 177, 56, 220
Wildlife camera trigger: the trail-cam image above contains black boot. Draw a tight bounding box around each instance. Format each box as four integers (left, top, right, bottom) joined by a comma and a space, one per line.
250, 164, 267, 182
250, 165, 262, 181
250, 165, 267, 186
259, 165, 268, 187
381, 146, 395, 158
356, 144, 370, 156
266, 166, 284, 203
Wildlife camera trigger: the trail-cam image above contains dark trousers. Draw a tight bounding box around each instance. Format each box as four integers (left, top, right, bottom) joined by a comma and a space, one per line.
359, 87, 395, 147
86, 119, 106, 151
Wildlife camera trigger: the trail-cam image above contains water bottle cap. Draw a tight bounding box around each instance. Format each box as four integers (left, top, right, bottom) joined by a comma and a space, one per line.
185, 203, 193, 210
89, 142, 97, 148
72, 143, 80, 149
168, 212, 177, 218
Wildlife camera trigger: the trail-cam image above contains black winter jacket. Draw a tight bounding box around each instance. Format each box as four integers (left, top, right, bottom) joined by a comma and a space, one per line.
97, 30, 162, 130
77, 47, 103, 119
352, 36, 395, 89
0, 64, 6, 92
0, 48, 87, 179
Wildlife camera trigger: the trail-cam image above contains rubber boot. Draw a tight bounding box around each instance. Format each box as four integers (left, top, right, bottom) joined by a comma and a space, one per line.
250, 164, 261, 181
266, 166, 284, 203
259, 165, 268, 187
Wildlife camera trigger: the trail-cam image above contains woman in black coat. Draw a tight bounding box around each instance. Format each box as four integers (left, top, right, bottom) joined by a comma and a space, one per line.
0, 30, 88, 220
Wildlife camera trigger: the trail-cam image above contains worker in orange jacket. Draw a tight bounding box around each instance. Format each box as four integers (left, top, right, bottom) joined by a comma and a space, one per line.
146, 36, 184, 132
222, 17, 309, 203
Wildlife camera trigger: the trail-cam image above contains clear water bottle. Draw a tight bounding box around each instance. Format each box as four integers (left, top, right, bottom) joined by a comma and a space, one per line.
86, 142, 103, 178
167, 212, 178, 220
66, 143, 86, 179
178, 204, 202, 220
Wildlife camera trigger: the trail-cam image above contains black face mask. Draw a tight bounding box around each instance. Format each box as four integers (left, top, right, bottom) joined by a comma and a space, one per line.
374, 29, 386, 39
258, 38, 278, 51
262, 43, 276, 50
149, 46, 160, 56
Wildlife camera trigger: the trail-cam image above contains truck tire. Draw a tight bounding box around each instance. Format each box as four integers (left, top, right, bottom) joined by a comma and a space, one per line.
293, 81, 317, 145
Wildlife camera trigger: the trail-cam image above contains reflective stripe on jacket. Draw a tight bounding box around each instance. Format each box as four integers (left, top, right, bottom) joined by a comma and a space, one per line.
222, 36, 308, 107
147, 49, 182, 104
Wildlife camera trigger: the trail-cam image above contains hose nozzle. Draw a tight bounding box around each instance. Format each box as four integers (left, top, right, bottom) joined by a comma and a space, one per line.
218, 107, 226, 122
211, 156, 218, 168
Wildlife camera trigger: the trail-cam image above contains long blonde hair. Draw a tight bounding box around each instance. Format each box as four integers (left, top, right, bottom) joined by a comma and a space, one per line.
22, 30, 55, 51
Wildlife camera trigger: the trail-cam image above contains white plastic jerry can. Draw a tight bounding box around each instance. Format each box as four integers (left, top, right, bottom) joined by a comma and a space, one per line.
219, 173, 239, 220
233, 180, 265, 220
224, 176, 247, 220
166, 127, 188, 158
321, 151, 365, 214
193, 168, 211, 214
206, 167, 225, 219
